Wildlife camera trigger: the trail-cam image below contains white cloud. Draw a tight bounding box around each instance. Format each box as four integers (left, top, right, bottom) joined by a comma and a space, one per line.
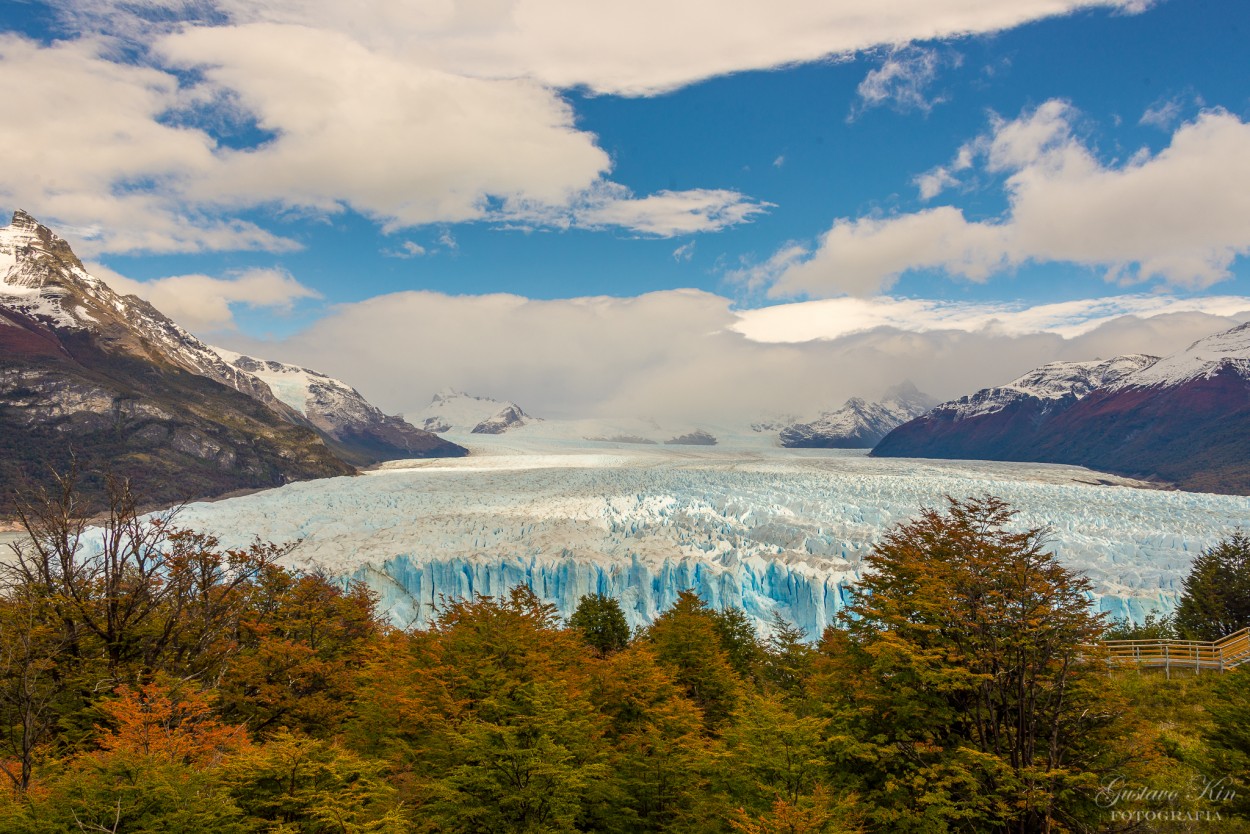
852, 46, 946, 117
773, 155, 786, 168
0, 24, 772, 252
731, 293, 1250, 342
217, 288, 1245, 424
68, 0, 1144, 96
159, 23, 612, 227
1140, 96, 1184, 130
672, 241, 696, 262
576, 188, 770, 237
0, 35, 296, 255
8, 0, 1149, 252
88, 262, 321, 332
725, 243, 813, 292
384, 241, 427, 259
767, 103, 1250, 296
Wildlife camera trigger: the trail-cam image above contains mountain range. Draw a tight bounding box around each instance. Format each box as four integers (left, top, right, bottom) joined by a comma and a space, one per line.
414, 389, 538, 435
0, 210, 463, 511
875, 326, 1250, 493
779, 381, 936, 448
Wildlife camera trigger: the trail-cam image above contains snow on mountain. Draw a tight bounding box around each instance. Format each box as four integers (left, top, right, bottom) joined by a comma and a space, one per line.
875, 323, 1250, 493
1111, 321, 1250, 390
414, 389, 537, 434
0, 210, 291, 414
471, 404, 533, 435
175, 441, 1250, 636
0, 211, 463, 509
939, 355, 1158, 420
0, 211, 355, 508
780, 381, 937, 448
212, 349, 466, 462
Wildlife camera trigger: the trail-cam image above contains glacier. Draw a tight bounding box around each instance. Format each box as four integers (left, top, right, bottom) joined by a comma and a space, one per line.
174, 437, 1250, 638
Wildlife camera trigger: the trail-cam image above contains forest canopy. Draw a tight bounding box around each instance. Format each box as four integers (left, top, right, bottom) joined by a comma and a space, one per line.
0, 486, 1246, 833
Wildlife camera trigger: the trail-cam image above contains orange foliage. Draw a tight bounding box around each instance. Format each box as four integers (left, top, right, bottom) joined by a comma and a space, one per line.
96, 680, 250, 768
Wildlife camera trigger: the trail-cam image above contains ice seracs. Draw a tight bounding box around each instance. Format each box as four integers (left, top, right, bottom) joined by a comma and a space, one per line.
175, 440, 1250, 637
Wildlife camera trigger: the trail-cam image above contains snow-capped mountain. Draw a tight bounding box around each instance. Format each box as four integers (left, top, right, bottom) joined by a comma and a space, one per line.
1109, 321, 1250, 391
414, 389, 538, 434
873, 355, 1157, 462
0, 210, 291, 416
876, 323, 1250, 493
780, 382, 937, 449
213, 350, 466, 463
0, 210, 461, 510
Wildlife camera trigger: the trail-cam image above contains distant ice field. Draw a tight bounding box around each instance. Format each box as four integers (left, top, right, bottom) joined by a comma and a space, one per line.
177, 434, 1250, 636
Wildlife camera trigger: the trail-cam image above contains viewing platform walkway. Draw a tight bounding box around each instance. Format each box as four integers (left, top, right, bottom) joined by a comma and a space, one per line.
1103, 627, 1250, 676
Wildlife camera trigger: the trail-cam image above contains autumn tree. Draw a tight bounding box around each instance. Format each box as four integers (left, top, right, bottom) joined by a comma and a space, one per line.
215, 567, 383, 739
406, 587, 615, 831
587, 643, 717, 831
0, 680, 251, 832
821, 496, 1129, 833
644, 591, 742, 733
1174, 532, 1250, 640
0, 471, 282, 790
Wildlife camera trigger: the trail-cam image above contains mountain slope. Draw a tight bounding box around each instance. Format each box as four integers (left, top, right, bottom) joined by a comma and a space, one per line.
0, 210, 447, 511
213, 350, 466, 464
875, 326, 1250, 494
1030, 324, 1250, 493
872, 355, 1157, 462
780, 382, 936, 449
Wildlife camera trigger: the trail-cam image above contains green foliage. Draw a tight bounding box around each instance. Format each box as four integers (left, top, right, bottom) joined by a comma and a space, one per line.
1175, 531, 1250, 640
222, 732, 406, 833
0, 755, 249, 834
1104, 611, 1178, 640
568, 593, 631, 656
644, 591, 742, 732
823, 495, 1130, 833
1203, 667, 1250, 820
709, 606, 764, 682
2, 481, 1231, 834
761, 611, 817, 701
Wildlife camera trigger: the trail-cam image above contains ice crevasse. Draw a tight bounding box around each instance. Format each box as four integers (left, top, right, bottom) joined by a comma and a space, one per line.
174, 448, 1250, 637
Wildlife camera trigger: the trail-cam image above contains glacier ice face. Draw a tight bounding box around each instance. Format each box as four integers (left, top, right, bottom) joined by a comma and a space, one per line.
174, 440, 1250, 637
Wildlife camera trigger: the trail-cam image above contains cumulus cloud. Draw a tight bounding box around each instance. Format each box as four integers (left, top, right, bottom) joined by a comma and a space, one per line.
7, 0, 1148, 251
88, 262, 321, 331
0, 36, 296, 255
766, 102, 1250, 296
58, 0, 1144, 96
0, 28, 763, 253
215, 288, 1248, 424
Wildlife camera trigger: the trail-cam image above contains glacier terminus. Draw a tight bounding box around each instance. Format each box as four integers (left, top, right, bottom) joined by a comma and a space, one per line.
176, 435, 1250, 638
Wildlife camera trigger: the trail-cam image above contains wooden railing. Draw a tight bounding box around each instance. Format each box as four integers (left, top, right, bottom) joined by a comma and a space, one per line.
1102, 627, 1250, 675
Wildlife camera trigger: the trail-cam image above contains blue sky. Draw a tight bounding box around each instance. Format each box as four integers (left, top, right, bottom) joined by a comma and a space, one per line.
3, 0, 1250, 419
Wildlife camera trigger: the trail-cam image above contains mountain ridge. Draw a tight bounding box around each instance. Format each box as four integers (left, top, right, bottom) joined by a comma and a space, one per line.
0, 210, 462, 511
873, 327, 1250, 493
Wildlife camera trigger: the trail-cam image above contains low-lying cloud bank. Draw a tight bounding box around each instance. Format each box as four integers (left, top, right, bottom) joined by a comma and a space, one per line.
213, 289, 1250, 424
763, 103, 1250, 296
